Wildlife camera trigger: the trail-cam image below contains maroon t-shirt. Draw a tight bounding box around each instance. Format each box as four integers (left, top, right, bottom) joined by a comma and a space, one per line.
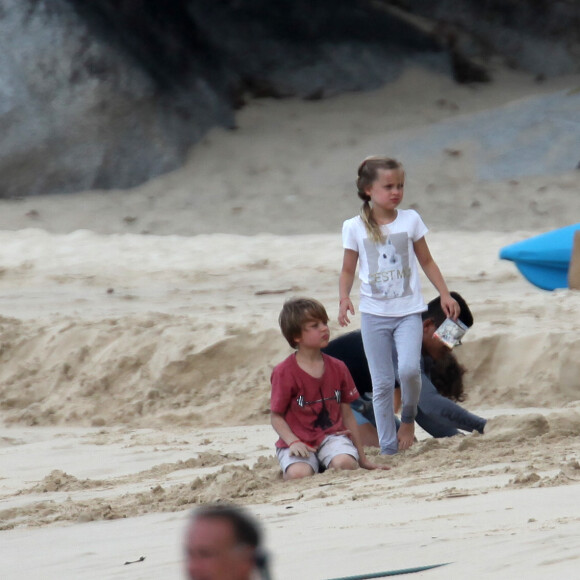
270, 353, 360, 449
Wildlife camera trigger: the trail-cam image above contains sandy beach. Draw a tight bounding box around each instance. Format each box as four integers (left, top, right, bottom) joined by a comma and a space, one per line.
1, 65, 580, 579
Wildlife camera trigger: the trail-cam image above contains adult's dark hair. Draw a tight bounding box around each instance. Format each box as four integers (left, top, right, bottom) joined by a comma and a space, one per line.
422, 291, 474, 329
190, 503, 262, 550
429, 352, 467, 402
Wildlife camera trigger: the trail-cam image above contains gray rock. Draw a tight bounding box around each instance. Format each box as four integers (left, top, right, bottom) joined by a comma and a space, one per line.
396, 0, 580, 77
0, 0, 232, 197
1, 0, 577, 198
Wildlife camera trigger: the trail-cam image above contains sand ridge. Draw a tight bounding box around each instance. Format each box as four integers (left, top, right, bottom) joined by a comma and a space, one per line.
1, 65, 580, 579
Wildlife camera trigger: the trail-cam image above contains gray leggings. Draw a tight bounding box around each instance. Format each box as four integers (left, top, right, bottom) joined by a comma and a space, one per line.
361, 312, 422, 455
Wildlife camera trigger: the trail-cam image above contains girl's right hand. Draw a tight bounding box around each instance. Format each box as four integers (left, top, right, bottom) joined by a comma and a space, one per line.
338, 298, 355, 327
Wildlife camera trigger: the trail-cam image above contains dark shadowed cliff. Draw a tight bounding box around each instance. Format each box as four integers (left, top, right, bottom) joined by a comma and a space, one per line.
0, 0, 578, 198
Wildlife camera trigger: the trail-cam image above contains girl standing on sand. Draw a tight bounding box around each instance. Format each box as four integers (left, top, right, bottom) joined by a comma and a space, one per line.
338, 156, 459, 455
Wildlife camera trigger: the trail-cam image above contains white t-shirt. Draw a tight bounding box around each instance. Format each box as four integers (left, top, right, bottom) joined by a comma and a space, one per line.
342, 209, 429, 317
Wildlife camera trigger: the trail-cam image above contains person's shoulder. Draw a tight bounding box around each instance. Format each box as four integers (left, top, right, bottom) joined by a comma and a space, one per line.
322, 352, 351, 373
342, 215, 363, 228
272, 353, 297, 375
397, 208, 428, 236
398, 208, 422, 221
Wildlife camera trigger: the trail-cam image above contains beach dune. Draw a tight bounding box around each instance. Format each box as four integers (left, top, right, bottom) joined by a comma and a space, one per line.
1, 66, 580, 579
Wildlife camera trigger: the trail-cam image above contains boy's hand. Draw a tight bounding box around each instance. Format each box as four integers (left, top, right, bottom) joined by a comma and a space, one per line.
289, 440, 316, 457
359, 456, 390, 471
338, 298, 354, 327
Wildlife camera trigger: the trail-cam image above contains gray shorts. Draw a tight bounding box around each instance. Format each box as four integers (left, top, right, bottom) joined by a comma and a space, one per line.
276, 434, 359, 474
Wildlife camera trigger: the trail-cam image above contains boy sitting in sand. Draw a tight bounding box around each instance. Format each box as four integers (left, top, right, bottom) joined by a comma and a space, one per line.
270, 297, 388, 480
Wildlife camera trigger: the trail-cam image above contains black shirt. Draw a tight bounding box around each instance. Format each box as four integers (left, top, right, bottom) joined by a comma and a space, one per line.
322, 331, 373, 395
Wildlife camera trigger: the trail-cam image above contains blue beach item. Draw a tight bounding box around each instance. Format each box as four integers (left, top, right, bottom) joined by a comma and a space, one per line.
499, 223, 580, 290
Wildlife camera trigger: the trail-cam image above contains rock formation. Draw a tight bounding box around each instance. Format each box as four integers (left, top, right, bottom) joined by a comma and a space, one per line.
1, 0, 578, 197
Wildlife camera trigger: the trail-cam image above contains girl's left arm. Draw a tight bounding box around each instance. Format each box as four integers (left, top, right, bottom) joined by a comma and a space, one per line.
414, 237, 459, 319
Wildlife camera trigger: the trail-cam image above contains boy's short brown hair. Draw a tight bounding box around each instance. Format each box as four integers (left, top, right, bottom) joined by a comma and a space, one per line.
278, 297, 329, 349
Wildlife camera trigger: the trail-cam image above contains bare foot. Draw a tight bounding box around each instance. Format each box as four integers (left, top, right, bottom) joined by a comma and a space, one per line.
398, 422, 415, 451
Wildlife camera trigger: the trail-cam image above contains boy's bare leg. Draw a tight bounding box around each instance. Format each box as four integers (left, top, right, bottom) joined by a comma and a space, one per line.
397, 422, 415, 450
284, 462, 315, 480
328, 453, 358, 471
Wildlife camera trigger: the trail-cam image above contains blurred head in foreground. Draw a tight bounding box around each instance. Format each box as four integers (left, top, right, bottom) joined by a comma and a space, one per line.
185, 503, 268, 580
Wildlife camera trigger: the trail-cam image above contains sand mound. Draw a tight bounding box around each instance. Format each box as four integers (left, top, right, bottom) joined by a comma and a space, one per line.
1, 226, 579, 428
0, 313, 281, 427
2, 67, 580, 579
